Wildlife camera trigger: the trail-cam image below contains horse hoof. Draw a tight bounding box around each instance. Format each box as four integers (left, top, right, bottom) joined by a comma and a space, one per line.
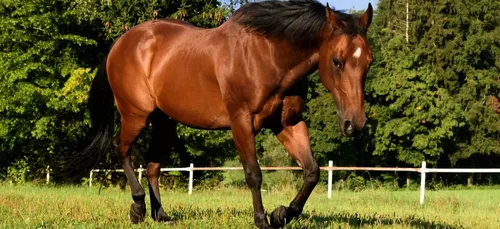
154, 208, 174, 224
262, 225, 274, 229
129, 203, 146, 224
270, 205, 288, 228
254, 213, 272, 229
257, 222, 274, 229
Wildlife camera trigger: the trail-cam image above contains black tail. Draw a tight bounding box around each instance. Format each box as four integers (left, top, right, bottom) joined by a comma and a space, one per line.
64, 57, 115, 179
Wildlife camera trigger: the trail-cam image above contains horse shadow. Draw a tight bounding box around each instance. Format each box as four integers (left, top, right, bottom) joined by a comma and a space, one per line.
164, 206, 463, 229
297, 211, 465, 229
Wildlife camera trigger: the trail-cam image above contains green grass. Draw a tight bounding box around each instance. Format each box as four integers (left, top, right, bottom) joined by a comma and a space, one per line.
0, 184, 499, 228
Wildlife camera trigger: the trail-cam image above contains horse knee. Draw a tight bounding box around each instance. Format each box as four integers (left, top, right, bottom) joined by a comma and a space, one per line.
244, 167, 262, 189
305, 162, 320, 185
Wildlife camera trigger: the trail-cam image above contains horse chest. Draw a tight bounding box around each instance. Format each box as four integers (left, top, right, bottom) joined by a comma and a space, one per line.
252, 96, 283, 131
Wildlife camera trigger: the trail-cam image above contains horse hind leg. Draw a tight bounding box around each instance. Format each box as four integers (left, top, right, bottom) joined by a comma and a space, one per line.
145, 110, 176, 223
113, 106, 152, 224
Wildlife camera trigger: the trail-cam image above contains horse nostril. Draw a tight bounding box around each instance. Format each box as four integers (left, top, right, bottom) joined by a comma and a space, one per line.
344, 119, 354, 136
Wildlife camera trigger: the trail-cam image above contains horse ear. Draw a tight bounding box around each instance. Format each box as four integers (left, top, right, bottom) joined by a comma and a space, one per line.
359, 3, 373, 30
325, 3, 338, 24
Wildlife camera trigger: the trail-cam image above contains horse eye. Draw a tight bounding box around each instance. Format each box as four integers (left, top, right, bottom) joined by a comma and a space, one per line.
332, 59, 343, 69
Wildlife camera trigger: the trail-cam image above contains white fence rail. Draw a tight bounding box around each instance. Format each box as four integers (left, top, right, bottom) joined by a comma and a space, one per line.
84, 161, 500, 204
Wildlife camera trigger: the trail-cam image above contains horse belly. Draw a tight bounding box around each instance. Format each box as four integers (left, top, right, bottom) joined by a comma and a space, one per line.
162, 96, 230, 130
153, 72, 230, 130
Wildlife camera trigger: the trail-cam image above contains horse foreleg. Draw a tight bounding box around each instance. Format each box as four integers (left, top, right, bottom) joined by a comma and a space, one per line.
270, 120, 320, 228
231, 113, 272, 229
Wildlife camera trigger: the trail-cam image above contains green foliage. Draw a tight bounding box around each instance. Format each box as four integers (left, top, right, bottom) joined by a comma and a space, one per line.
220, 159, 246, 187
358, 0, 500, 172
298, 0, 500, 186
0, 0, 499, 187
5, 157, 30, 183
68, 0, 230, 41
256, 129, 293, 166
0, 0, 99, 177
0, 0, 231, 181
177, 128, 234, 167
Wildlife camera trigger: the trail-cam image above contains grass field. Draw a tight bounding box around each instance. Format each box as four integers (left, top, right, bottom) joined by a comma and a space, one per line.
0, 184, 499, 229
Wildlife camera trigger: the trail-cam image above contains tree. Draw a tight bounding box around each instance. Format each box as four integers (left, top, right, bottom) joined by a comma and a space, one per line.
0, 0, 232, 182
367, 0, 500, 173
0, 0, 99, 180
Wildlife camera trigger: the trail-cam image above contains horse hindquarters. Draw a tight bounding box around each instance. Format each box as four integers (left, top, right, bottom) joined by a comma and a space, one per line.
106, 24, 159, 223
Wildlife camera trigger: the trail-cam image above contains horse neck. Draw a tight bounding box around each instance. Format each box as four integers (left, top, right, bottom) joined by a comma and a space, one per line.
256, 40, 318, 96
272, 41, 319, 79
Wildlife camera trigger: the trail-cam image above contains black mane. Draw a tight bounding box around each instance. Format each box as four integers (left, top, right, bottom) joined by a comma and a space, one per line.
235, 0, 364, 48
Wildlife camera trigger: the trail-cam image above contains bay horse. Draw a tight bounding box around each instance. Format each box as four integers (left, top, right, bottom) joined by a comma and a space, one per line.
76, 0, 373, 228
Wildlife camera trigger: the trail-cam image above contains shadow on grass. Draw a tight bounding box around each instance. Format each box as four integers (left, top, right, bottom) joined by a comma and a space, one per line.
165, 206, 464, 229
298, 211, 465, 229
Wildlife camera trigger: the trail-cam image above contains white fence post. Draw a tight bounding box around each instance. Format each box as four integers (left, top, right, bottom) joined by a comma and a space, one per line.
420, 161, 426, 205
89, 170, 93, 187
328, 160, 333, 199
46, 166, 50, 184
138, 165, 143, 184
188, 163, 194, 195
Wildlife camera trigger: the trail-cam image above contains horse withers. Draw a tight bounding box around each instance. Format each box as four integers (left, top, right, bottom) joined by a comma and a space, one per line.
74, 1, 374, 228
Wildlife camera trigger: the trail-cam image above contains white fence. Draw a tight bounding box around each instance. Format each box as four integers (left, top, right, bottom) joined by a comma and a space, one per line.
84, 161, 500, 204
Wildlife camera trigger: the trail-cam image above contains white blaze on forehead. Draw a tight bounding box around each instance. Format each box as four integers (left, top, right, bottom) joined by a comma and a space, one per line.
353, 47, 362, 59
